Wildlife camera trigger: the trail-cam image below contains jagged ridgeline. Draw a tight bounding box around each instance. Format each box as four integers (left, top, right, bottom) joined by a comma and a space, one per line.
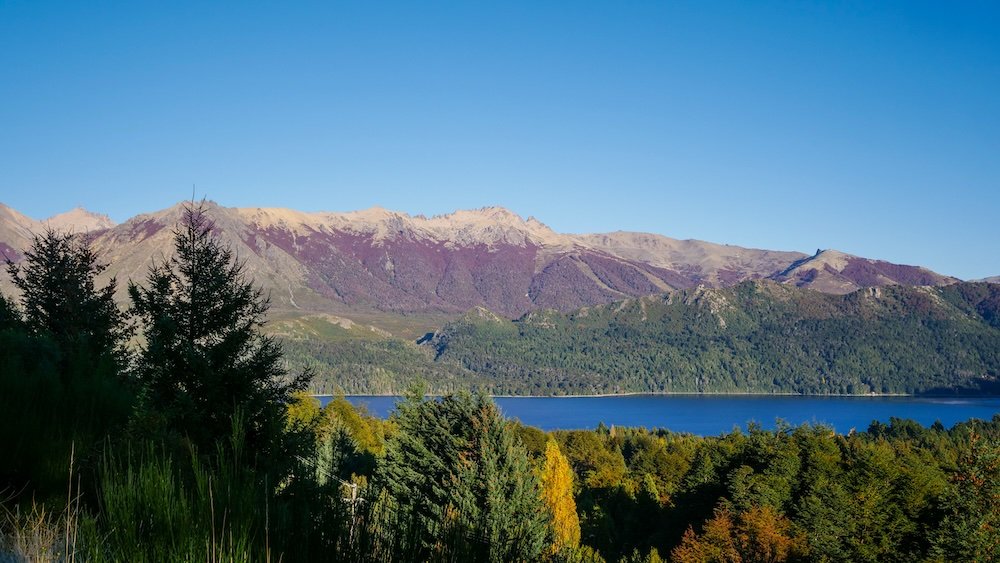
407, 281, 1000, 396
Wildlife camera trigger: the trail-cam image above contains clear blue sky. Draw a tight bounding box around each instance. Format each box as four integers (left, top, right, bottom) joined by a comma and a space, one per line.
2, 1, 998, 279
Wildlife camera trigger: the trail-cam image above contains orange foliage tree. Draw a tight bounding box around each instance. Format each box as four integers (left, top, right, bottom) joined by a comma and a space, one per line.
671, 505, 808, 563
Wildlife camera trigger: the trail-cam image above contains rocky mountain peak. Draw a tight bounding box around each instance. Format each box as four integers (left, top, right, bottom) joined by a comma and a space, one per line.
44, 207, 116, 233
0, 203, 40, 234
233, 204, 563, 248
422, 206, 562, 247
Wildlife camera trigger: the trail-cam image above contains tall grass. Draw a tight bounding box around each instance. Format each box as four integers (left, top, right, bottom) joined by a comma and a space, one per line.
0, 500, 93, 563
94, 426, 271, 562
2, 427, 276, 562
0, 444, 100, 563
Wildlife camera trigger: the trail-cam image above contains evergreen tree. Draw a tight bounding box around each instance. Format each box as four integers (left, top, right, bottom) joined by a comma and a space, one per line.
1, 231, 131, 497
455, 401, 550, 562
540, 436, 582, 553
376, 391, 549, 561
0, 292, 21, 331
6, 228, 126, 368
128, 202, 309, 466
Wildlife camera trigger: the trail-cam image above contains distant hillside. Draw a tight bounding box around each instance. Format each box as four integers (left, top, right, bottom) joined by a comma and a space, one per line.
770, 249, 957, 293
270, 311, 484, 395
0, 201, 965, 322
424, 281, 1000, 396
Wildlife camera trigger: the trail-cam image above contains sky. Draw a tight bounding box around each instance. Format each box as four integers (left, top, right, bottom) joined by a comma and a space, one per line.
1, 1, 998, 279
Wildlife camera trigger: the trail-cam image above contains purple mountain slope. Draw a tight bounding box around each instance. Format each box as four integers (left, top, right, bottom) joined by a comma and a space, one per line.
0, 202, 960, 319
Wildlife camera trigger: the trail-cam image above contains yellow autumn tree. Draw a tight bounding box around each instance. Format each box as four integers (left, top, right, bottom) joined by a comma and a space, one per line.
286, 391, 323, 431
539, 437, 581, 552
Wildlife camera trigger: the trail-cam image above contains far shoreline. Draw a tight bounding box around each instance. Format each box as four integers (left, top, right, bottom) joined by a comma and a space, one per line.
312, 391, 999, 399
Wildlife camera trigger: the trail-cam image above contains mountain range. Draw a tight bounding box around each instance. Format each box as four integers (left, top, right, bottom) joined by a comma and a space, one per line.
0, 201, 962, 322
2, 200, 997, 395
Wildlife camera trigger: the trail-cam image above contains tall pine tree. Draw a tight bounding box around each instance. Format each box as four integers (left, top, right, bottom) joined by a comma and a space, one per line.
7, 228, 126, 370
129, 202, 309, 467
376, 391, 550, 561
2, 230, 131, 496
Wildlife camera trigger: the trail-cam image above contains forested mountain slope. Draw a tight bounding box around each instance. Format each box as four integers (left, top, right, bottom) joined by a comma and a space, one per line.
425, 281, 1000, 395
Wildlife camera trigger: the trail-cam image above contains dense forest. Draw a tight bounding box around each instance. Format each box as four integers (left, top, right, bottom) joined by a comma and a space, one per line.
423, 281, 1000, 396
281, 333, 485, 396
2, 204, 999, 561
279, 280, 1000, 397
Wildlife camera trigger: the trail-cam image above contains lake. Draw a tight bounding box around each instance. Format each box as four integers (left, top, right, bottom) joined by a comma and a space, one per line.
323, 394, 1000, 435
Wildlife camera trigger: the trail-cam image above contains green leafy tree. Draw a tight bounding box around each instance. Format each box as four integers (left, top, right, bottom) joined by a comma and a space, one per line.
930, 433, 1000, 561
128, 203, 309, 466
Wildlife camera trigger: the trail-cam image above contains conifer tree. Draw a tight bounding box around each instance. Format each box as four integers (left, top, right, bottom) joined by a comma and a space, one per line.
129, 202, 309, 466
7, 228, 126, 368
2, 230, 131, 496
0, 292, 21, 331
455, 400, 550, 562
540, 436, 582, 553
377, 391, 549, 561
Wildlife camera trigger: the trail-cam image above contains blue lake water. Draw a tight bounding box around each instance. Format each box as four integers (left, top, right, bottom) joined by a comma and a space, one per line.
324, 395, 1000, 435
